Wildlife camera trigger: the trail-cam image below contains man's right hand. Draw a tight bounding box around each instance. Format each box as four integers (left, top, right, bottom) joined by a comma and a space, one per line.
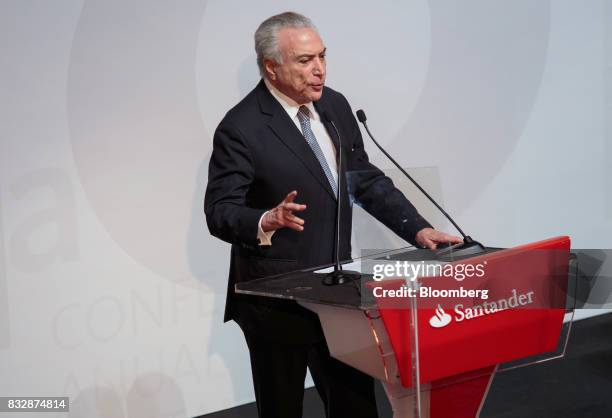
261, 190, 307, 233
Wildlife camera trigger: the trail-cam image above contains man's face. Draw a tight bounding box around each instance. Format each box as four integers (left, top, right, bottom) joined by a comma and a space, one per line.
265, 27, 326, 104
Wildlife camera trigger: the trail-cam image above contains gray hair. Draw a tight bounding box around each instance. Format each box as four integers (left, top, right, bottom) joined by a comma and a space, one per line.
254, 12, 317, 77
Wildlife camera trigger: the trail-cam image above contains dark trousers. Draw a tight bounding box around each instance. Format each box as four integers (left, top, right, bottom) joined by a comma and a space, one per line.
242, 331, 379, 418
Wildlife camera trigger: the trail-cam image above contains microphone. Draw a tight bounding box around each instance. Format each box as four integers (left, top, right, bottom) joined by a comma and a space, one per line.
355, 109, 485, 259
321, 110, 361, 286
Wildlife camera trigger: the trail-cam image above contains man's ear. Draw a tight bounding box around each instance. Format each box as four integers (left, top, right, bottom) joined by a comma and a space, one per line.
263, 58, 277, 80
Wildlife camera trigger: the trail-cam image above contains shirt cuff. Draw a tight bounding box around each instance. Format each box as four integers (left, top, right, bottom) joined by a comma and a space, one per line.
257, 211, 276, 246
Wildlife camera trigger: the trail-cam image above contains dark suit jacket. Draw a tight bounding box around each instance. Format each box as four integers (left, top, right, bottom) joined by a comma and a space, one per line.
205, 80, 431, 343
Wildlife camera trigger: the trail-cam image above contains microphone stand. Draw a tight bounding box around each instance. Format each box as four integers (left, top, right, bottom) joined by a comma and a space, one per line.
322, 112, 361, 286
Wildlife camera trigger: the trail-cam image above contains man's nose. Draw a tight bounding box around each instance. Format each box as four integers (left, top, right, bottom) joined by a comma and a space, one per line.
313, 58, 325, 76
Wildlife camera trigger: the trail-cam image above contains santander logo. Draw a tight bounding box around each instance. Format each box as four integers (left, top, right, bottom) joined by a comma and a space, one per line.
428, 289, 536, 329
429, 305, 452, 328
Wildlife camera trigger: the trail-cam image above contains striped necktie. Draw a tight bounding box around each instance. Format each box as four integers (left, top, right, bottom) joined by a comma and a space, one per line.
296, 106, 338, 198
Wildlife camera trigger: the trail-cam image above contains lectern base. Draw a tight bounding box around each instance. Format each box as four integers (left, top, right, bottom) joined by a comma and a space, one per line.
299, 302, 498, 418
383, 382, 430, 418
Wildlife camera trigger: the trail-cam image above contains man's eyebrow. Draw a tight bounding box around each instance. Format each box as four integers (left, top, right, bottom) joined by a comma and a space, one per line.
295, 48, 327, 59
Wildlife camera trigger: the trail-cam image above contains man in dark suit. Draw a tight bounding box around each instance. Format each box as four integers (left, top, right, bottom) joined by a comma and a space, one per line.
205, 11, 461, 418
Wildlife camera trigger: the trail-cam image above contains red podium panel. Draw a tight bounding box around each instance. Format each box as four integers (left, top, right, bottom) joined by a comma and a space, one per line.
370, 236, 571, 417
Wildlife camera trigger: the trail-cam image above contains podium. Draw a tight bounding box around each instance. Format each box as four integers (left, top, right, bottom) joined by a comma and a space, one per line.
235, 236, 576, 418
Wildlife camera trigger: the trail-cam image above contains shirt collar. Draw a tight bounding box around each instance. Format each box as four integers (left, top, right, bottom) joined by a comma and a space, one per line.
264, 78, 318, 122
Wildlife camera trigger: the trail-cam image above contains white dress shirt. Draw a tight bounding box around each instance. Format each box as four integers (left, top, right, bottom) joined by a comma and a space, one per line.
257, 79, 338, 246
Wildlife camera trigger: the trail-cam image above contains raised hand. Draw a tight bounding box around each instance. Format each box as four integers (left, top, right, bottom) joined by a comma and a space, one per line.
261, 190, 307, 233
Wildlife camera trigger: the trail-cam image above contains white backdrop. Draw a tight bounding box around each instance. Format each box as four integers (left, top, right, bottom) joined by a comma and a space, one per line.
1, 1, 611, 416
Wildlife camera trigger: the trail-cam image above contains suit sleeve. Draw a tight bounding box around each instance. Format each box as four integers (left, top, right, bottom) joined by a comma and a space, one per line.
204, 121, 265, 248
339, 94, 432, 246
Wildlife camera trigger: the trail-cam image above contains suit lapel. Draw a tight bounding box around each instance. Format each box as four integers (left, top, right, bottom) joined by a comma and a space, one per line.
256, 81, 337, 200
